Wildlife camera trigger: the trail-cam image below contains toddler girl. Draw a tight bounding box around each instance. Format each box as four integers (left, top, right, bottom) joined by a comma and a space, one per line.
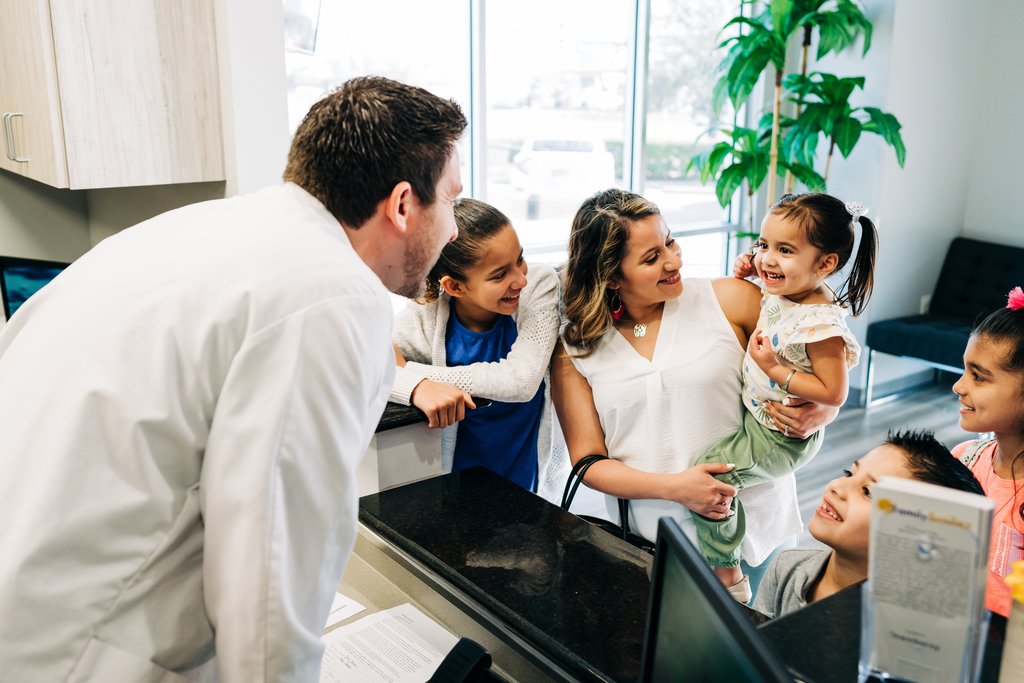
696, 192, 878, 602
391, 199, 561, 494
951, 286, 1024, 618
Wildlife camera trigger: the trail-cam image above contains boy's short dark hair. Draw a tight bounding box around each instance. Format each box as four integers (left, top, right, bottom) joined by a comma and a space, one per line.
885, 429, 984, 495
283, 76, 467, 228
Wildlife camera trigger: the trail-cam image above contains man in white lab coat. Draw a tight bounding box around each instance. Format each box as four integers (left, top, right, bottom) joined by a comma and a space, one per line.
0, 77, 466, 682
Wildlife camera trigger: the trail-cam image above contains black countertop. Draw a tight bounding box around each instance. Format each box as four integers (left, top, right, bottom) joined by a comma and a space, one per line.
359, 467, 653, 683
376, 401, 426, 432
359, 467, 1007, 683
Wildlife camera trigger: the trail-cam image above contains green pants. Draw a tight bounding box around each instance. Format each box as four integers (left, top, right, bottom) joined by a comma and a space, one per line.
692, 410, 822, 568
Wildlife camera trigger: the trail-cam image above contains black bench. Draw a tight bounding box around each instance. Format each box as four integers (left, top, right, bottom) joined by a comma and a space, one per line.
863, 237, 1024, 405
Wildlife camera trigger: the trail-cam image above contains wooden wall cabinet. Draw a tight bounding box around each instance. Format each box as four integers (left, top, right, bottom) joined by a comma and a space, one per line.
0, 0, 224, 189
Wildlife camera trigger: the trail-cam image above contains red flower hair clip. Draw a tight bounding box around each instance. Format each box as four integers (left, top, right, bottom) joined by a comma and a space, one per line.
1008, 286, 1024, 311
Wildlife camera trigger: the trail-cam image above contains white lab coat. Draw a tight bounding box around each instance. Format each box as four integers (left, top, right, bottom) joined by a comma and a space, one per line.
0, 183, 394, 682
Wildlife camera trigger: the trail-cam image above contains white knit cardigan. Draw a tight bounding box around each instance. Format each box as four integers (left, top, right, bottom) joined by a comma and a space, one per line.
390, 263, 563, 499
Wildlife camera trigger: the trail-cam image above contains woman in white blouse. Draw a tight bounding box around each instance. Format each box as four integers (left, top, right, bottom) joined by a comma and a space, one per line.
552, 189, 838, 568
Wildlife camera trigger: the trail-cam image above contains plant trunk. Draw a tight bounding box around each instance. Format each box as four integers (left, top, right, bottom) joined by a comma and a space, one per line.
748, 187, 754, 231
766, 69, 783, 213
824, 137, 836, 182
784, 25, 813, 194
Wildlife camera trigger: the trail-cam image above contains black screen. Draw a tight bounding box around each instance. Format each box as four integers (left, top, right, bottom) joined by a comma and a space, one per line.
640, 518, 794, 683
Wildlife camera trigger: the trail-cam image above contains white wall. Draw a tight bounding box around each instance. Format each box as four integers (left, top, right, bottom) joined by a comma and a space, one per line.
213, 0, 290, 196
86, 182, 227, 244
962, 0, 1024, 247
0, 172, 89, 261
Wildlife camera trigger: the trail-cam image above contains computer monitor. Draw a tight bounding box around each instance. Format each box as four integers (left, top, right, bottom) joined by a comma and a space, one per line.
639, 517, 796, 683
0, 255, 69, 320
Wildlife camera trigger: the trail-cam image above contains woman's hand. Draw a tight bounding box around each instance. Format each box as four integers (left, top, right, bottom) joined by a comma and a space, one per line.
763, 397, 839, 439
668, 463, 738, 519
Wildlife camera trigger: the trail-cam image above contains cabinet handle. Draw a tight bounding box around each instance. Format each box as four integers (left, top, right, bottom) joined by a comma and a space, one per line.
2, 113, 13, 161
3, 113, 29, 163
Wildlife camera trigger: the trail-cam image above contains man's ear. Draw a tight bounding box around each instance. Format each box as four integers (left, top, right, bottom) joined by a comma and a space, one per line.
440, 275, 464, 298
384, 181, 415, 234
819, 252, 839, 276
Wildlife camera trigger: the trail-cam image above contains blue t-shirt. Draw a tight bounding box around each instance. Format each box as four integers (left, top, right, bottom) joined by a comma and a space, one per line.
445, 304, 545, 491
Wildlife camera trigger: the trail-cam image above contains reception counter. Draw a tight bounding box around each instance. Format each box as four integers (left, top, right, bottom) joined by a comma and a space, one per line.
345, 467, 651, 682
358, 402, 440, 496
338, 467, 1009, 683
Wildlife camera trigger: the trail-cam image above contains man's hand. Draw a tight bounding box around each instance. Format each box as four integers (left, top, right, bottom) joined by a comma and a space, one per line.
410, 379, 476, 429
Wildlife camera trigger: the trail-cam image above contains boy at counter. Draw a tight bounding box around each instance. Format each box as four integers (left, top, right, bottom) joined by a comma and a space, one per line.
753, 430, 985, 618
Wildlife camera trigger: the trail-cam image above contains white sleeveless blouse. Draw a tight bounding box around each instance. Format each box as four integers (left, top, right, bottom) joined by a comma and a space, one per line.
566, 278, 800, 565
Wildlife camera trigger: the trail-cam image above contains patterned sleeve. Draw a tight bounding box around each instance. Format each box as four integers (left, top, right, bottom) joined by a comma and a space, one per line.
779, 303, 862, 369
404, 264, 561, 402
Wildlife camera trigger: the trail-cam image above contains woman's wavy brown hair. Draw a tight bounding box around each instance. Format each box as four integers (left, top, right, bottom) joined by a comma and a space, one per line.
561, 189, 660, 357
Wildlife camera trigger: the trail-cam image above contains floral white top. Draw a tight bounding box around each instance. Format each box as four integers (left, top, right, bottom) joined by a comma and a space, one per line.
742, 291, 861, 430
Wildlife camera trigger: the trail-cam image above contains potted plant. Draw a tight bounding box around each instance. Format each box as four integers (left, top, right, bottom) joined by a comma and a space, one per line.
691, 0, 905, 228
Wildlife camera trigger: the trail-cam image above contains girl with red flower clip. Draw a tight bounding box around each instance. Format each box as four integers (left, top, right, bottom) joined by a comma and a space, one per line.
951, 286, 1024, 617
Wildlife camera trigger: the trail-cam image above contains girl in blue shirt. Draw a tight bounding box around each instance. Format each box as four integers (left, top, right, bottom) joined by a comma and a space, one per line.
391, 199, 561, 494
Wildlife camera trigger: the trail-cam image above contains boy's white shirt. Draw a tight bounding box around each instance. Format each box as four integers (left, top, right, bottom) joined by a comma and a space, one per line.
390, 263, 563, 499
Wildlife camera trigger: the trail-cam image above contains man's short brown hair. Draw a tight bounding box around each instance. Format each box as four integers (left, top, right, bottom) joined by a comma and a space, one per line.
283, 76, 467, 228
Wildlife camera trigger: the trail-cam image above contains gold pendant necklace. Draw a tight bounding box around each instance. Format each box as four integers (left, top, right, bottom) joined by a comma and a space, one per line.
633, 323, 647, 337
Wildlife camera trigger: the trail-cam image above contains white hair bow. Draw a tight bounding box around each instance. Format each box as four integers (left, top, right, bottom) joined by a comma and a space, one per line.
845, 201, 868, 220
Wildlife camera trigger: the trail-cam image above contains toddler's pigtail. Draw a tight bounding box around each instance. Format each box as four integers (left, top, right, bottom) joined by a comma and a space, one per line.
841, 215, 877, 316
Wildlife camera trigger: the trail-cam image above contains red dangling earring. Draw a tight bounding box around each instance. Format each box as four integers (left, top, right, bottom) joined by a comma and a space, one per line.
609, 291, 624, 320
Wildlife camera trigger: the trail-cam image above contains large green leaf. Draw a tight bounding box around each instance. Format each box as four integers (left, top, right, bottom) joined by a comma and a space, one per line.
770, 0, 796, 36
862, 107, 906, 166
826, 75, 865, 107
727, 44, 776, 108
782, 73, 820, 99
716, 164, 748, 208
838, 0, 873, 54
798, 0, 872, 59
832, 117, 863, 158
747, 149, 770, 190
692, 143, 733, 184
804, 102, 833, 136
712, 76, 730, 114
783, 106, 825, 166
783, 161, 827, 192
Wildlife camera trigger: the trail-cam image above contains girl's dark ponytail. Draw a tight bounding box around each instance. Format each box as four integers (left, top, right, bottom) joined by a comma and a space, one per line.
842, 215, 878, 316
771, 193, 878, 317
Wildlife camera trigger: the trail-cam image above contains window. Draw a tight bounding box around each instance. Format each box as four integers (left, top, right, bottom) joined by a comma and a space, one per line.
283, 0, 740, 275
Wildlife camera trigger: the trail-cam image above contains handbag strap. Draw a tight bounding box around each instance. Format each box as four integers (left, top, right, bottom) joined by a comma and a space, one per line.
616, 497, 634, 538
561, 454, 637, 542
561, 454, 608, 509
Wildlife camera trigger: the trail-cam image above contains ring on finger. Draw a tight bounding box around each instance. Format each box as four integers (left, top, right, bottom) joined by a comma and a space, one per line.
783, 425, 789, 437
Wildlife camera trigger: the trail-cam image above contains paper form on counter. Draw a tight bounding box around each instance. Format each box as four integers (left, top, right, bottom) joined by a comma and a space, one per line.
324, 591, 366, 629
319, 603, 458, 683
